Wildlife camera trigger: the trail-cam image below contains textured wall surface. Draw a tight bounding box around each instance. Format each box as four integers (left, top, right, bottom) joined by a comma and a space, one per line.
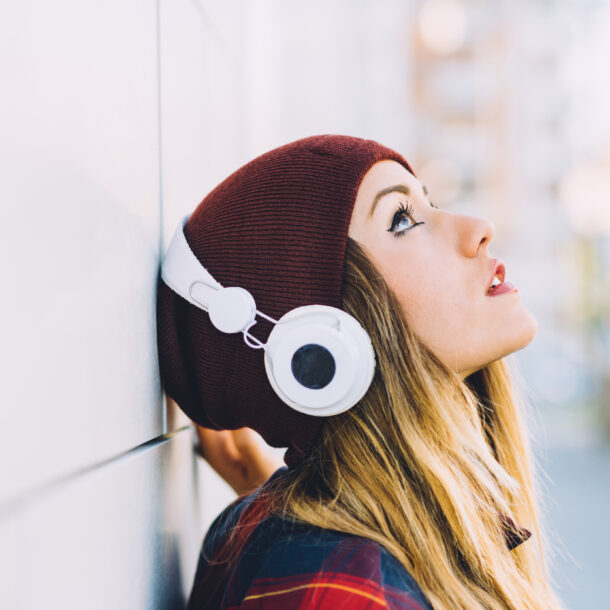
0, 1, 241, 607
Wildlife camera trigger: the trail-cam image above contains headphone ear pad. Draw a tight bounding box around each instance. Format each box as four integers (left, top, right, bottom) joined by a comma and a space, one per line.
263, 304, 376, 417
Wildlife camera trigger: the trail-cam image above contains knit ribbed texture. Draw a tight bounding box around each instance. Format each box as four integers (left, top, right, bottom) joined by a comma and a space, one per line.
156, 134, 414, 466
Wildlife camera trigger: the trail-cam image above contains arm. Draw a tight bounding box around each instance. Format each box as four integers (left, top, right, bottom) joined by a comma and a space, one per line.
193, 422, 284, 496
167, 395, 283, 495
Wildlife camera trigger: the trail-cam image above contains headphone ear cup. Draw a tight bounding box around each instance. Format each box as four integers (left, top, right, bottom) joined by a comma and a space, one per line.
263, 305, 376, 417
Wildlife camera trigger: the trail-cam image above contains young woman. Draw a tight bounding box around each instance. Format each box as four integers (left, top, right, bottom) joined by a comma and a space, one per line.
156, 134, 564, 609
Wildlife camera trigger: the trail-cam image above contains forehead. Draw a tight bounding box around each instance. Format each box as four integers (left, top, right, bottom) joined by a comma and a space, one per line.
349, 160, 422, 230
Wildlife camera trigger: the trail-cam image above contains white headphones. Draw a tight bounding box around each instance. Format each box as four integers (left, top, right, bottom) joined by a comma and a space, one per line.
160, 214, 377, 417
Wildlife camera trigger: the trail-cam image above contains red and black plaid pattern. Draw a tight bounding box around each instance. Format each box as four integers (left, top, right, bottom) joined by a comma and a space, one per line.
227, 535, 430, 609
187, 467, 531, 609
187, 486, 433, 609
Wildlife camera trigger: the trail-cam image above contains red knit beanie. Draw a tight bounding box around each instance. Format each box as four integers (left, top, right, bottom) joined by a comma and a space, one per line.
156, 134, 414, 467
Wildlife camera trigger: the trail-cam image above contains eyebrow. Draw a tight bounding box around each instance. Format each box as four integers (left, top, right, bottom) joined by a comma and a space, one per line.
368, 184, 411, 218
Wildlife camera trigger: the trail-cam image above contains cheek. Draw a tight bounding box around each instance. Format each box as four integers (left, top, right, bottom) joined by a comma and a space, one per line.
365, 240, 472, 339
388, 266, 470, 340
387, 267, 433, 319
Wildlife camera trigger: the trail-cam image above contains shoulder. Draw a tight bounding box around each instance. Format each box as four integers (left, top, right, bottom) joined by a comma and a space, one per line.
201, 466, 288, 560
222, 508, 433, 609
201, 489, 254, 560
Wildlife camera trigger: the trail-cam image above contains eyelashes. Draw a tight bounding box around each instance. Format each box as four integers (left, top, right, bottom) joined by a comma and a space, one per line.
387, 199, 439, 238
387, 201, 422, 237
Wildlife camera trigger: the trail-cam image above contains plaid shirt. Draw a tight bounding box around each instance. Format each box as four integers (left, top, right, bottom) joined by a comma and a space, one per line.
187, 467, 530, 609
187, 469, 433, 609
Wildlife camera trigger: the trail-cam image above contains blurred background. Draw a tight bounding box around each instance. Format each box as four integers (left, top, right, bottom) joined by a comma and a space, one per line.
1, 0, 608, 608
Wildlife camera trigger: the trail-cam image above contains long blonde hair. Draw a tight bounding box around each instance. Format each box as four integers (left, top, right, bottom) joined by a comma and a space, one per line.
212, 237, 565, 609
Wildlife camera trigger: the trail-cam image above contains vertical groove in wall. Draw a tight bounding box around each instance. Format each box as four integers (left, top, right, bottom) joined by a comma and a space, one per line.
155, 0, 167, 435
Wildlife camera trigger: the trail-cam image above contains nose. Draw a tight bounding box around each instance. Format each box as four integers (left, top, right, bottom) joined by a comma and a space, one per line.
459, 214, 495, 257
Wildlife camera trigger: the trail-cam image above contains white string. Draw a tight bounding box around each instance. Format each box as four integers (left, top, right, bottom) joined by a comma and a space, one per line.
256, 310, 280, 325
243, 322, 265, 349
242, 309, 280, 350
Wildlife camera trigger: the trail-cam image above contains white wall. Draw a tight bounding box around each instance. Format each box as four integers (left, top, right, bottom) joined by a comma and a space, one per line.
240, 0, 415, 159
0, 1, 242, 607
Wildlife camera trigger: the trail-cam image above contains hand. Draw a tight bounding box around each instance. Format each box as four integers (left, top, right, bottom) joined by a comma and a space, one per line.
194, 424, 285, 495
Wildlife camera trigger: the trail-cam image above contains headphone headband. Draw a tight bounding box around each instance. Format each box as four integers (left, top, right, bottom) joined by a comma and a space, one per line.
160, 214, 376, 417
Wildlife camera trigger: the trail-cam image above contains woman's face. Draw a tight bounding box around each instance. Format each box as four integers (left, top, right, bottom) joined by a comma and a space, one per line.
348, 160, 538, 379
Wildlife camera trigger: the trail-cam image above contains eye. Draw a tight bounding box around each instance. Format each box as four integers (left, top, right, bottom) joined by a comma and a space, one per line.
386, 201, 425, 238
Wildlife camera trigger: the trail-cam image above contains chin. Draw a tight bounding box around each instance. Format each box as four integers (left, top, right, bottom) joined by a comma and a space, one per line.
515, 307, 539, 348
496, 315, 539, 363
493, 305, 539, 357
460, 313, 539, 379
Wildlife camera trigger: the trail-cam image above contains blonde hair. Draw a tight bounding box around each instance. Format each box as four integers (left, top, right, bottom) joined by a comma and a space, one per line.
212, 237, 565, 609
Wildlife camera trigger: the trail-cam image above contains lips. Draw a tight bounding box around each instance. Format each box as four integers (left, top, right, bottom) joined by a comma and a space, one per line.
486, 259, 506, 295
